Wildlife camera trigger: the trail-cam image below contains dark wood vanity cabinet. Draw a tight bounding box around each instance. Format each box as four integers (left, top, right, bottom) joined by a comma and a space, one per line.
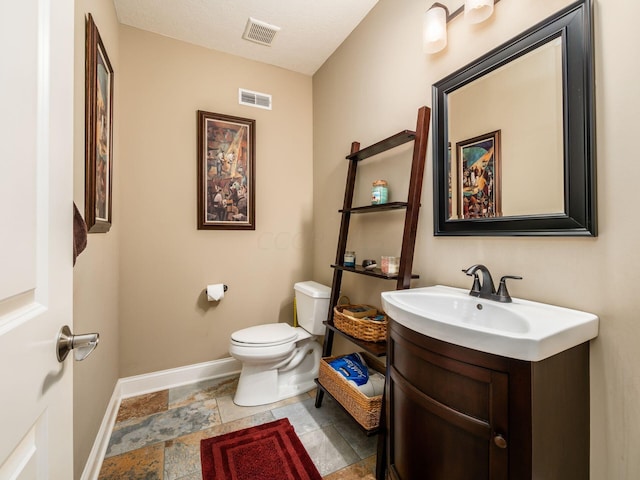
386, 320, 590, 480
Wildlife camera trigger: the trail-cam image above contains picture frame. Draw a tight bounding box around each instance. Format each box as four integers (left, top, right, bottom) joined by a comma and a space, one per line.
447, 142, 452, 219
197, 111, 256, 230
84, 13, 114, 233
456, 130, 501, 219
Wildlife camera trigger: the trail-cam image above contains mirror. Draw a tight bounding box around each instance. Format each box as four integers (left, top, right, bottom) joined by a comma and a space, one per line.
432, 0, 596, 236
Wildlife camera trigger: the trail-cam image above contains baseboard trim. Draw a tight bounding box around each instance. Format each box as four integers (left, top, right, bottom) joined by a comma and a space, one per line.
79, 382, 122, 480
118, 357, 242, 399
80, 357, 242, 480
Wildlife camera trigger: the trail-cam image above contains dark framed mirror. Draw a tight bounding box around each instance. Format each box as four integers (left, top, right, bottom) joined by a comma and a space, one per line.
432, 0, 596, 236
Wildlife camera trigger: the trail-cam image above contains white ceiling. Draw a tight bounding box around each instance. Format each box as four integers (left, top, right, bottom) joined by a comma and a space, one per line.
113, 0, 379, 76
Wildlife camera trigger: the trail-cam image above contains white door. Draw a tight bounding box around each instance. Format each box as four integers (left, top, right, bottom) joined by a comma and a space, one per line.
0, 0, 75, 478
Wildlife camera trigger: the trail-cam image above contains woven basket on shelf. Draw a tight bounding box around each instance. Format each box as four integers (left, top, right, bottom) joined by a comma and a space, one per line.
333, 304, 388, 343
318, 353, 384, 430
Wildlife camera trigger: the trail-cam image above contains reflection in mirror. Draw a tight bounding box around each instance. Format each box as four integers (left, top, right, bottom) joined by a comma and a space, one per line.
433, 0, 596, 236
448, 38, 564, 219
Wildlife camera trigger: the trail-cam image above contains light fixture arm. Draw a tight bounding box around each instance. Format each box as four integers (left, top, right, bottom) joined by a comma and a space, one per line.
427, 0, 502, 24
427, 2, 459, 22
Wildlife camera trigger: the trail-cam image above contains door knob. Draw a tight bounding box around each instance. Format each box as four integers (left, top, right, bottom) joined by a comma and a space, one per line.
56, 325, 100, 362
493, 433, 508, 449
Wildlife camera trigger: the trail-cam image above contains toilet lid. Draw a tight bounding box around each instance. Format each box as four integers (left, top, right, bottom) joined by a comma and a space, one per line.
231, 323, 299, 346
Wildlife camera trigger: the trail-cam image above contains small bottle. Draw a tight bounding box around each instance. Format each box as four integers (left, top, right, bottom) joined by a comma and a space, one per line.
371, 180, 388, 205
344, 251, 356, 267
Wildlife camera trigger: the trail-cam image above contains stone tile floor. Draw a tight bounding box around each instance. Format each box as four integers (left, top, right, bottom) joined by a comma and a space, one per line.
98, 374, 378, 479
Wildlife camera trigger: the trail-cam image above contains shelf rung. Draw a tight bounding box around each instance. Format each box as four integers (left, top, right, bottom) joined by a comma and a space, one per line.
340, 202, 408, 214
346, 130, 416, 162
331, 264, 419, 280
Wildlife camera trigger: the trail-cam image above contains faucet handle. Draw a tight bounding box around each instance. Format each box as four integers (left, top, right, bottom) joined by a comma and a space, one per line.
496, 275, 523, 303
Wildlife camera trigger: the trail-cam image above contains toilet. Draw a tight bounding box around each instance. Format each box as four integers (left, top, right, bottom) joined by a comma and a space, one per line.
229, 281, 330, 406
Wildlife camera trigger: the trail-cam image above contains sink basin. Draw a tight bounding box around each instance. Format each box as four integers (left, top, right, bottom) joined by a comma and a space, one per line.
381, 285, 599, 361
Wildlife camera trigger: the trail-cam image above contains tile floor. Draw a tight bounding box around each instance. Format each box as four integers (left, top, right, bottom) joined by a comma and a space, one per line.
98, 374, 378, 479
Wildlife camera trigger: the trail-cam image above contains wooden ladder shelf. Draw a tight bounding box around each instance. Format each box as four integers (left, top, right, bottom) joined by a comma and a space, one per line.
314, 105, 431, 418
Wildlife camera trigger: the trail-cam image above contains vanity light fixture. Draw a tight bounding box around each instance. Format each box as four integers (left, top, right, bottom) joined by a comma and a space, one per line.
424, 0, 500, 54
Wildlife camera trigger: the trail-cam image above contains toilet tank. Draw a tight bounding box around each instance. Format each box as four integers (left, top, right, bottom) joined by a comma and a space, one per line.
294, 281, 331, 335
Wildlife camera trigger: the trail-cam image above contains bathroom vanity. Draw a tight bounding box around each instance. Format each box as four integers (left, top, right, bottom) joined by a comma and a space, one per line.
386, 320, 590, 480
380, 284, 598, 480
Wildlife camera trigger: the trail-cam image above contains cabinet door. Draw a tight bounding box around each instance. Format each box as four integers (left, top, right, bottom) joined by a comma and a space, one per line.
388, 332, 508, 480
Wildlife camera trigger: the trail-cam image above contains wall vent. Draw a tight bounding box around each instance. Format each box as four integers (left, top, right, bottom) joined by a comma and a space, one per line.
239, 88, 272, 110
242, 17, 281, 46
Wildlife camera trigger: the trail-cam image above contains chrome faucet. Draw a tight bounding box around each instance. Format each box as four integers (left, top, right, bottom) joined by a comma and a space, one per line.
462, 264, 522, 303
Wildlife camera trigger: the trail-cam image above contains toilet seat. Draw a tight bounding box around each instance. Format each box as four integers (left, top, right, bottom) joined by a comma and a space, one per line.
231, 323, 300, 347
229, 324, 314, 363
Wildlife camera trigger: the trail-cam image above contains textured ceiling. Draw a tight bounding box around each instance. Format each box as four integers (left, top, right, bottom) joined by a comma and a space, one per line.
113, 0, 379, 76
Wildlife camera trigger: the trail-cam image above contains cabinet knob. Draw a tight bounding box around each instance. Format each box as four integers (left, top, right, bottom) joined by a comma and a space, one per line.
493, 434, 508, 449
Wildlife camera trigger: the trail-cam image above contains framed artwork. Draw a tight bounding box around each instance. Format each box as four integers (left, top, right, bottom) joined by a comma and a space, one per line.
457, 130, 501, 219
197, 111, 256, 230
84, 13, 114, 233
447, 142, 452, 219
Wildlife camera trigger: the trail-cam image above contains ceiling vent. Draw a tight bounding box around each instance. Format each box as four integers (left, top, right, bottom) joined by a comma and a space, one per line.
239, 88, 272, 110
242, 17, 281, 46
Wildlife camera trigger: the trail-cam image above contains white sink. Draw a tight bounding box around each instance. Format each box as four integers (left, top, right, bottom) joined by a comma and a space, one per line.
381, 285, 599, 361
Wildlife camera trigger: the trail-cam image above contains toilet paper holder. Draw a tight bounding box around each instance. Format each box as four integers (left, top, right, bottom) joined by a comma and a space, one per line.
205, 284, 228, 301
208, 285, 228, 292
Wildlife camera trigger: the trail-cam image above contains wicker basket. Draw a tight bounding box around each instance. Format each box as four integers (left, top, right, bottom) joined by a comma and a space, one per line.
318, 353, 384, 430
333, 304, 388, 343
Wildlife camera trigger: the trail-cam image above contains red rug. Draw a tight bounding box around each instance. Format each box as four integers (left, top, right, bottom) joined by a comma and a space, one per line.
200, 418, 322, 480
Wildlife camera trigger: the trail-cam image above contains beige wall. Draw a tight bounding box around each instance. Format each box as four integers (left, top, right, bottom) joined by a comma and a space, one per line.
117, 27, 314, 376
73, 1, 121, 478
313, 0, 640, 478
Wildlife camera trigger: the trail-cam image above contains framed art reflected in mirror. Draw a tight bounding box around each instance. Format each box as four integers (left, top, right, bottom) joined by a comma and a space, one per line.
456, 130, 501, 220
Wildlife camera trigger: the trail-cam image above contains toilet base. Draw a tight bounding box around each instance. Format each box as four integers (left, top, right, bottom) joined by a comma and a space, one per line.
233, 340, 321, 407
